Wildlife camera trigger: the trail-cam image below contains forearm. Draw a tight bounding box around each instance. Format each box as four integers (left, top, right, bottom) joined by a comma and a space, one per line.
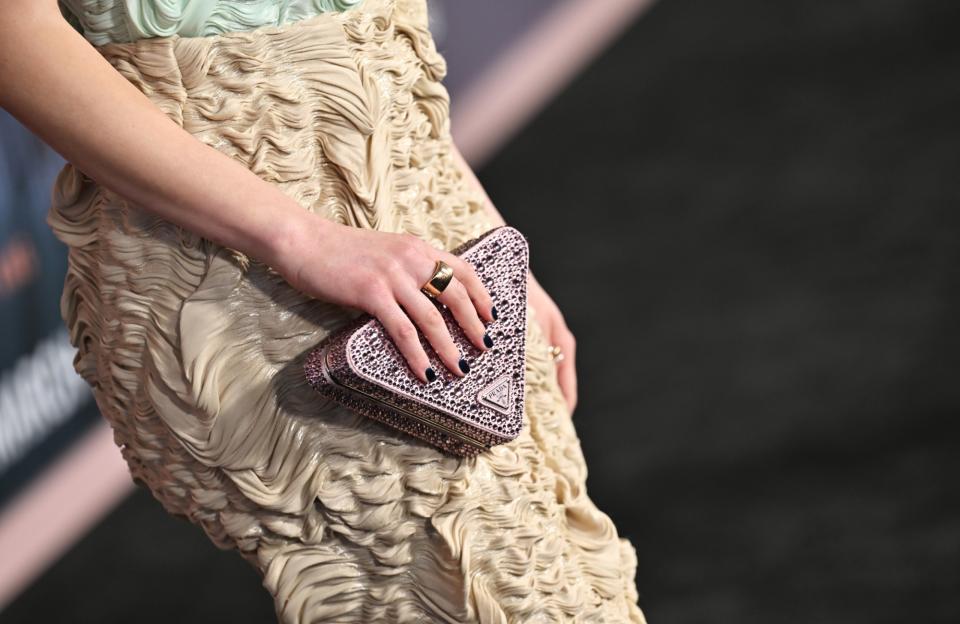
0, 1, 318, 270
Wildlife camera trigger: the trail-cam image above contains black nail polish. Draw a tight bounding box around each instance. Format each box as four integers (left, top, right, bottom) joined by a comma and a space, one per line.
425, 366, 437, 382
483, 332, 494, 348
458, 357, 470, 374
491, 306, 499, 321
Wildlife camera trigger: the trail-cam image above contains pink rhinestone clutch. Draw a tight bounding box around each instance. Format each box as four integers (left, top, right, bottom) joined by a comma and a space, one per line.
304, 225, 530, 457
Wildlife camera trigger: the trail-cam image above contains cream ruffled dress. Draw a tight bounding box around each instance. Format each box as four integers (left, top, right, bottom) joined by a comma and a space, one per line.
50, 0, 647, 621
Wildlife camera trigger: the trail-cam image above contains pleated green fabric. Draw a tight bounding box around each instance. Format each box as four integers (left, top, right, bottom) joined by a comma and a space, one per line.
58, 0, 362, 45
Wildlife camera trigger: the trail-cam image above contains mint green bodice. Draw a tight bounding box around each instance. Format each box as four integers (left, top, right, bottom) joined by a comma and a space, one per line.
58, 0, 363, 45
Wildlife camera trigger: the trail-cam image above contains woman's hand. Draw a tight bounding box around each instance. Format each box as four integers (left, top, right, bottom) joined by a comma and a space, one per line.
270, 213, 497, 383
526, 271, 578, 415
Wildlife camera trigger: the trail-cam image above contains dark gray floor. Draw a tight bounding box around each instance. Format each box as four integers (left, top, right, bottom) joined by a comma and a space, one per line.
6, 0, 960, 621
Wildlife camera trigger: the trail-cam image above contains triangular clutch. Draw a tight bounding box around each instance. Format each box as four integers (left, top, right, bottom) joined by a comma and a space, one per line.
304, 225, 529, 456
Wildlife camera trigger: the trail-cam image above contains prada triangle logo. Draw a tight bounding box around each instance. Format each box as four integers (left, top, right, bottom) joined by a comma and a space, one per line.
477, 373, 513, 415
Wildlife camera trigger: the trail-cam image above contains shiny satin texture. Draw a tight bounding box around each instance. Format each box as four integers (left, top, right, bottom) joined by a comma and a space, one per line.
58, 0, 362, 45
46, 0, 647, 621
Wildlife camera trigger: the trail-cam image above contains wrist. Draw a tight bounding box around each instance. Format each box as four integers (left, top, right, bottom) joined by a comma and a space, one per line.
259, 207, 337, 277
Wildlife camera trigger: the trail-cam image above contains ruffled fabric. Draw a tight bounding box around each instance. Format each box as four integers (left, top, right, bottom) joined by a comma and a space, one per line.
46, 0, 646, 621
58, 0, 364, 45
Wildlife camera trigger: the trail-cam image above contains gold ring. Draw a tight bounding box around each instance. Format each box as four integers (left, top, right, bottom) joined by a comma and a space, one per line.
547, 344, 565, 362
421, 260, 454, 299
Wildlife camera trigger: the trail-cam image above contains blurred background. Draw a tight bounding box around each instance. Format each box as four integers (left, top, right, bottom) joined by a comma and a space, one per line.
2, 0, 959, 621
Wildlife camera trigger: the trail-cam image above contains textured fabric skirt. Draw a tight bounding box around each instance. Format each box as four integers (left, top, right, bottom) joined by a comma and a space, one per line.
46, 0, 646, 621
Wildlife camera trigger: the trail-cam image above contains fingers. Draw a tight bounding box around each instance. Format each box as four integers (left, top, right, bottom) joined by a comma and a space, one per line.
364, 232, 499, 382
367, 294, 436, 383
438, 251, 497, 324
396, 280, 478, 378
434, 277, 492, 354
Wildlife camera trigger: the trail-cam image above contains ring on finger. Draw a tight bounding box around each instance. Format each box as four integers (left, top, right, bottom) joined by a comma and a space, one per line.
421, 260, 454, 299
547, 344, 565, 362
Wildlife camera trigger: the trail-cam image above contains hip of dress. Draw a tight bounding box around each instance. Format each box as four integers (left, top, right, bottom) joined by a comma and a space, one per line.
44, 0, 496, 486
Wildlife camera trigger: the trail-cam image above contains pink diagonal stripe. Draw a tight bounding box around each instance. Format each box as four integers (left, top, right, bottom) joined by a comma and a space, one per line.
0, 421, 134, 609
452, 0, 658, 168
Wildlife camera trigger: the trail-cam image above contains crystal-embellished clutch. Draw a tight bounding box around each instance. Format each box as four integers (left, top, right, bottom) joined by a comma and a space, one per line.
303, 225, 529, 456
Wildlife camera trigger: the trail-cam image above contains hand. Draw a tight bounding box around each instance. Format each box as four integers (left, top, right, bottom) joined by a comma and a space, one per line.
270, 213, 497, 383
527, 270, 578, 414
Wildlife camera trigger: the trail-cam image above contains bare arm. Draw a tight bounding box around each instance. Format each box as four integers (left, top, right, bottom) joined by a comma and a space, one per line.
0, 0, 320, 271
0, 0, 502, 383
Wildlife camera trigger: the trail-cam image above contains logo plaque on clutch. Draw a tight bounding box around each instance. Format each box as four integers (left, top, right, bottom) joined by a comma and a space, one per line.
477, 373, 513, 415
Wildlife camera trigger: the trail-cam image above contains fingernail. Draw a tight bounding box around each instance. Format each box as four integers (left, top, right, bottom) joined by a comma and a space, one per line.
491, 305, 499, 321
458, 357, 470, 374
483, 332, 494, 348
425, 366, 437, 382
